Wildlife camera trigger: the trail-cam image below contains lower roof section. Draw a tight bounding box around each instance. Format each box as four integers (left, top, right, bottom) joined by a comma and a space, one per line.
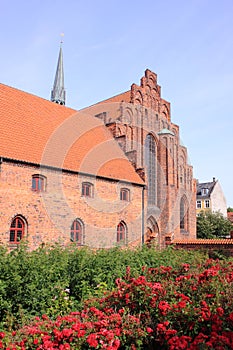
0, 83, 144, 186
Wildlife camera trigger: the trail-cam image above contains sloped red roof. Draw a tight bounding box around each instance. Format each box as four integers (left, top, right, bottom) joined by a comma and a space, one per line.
0, 83, 144, 185
173, 239, 233, 245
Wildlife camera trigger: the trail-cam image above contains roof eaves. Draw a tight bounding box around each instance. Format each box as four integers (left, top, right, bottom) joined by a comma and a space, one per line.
1, 156, 145, 187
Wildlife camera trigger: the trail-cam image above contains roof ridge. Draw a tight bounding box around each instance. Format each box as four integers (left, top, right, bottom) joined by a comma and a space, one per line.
0, 82, 76, 112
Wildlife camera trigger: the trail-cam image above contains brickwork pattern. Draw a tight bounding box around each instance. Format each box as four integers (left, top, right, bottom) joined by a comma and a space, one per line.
89, 70, 197, 246
0, 69, 197, 250
0, 162, 143, 250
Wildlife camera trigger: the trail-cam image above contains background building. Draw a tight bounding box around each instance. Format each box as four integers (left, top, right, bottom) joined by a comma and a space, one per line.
196, 178, 227, 216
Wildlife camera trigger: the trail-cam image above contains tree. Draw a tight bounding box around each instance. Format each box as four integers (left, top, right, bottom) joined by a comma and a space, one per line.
197, 211, 232, 239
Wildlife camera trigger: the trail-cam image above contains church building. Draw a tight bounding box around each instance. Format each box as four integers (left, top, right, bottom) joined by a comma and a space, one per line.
0, 46, 196, 250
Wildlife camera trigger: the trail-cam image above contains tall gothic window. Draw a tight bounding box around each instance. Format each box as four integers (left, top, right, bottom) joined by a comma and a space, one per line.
180, 196, 189, 232
145, 134, 156, 205
180, 198, 185, 229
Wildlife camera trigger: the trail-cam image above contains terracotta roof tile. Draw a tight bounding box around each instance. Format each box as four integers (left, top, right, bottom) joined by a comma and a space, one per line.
173, 239, 233, 245
0, 83, 144, 185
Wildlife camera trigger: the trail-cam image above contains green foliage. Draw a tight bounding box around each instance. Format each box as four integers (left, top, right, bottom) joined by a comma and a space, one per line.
2, 258, 233, 349
197, 210, 232, 239
0, 243, 70, 330
68, 245, 206, 303
0, 242, 208, 330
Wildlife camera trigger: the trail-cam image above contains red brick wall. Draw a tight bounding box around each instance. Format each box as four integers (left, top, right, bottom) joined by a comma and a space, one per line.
86, 69, 197, 246
91, 99, 197, 246
0, 161, 143, 250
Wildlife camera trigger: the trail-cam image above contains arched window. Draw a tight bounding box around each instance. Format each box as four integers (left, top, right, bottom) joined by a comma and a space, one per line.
145, 134, 156, 205
120, 188, 130, 201
70, 219, 84, 245
32, 174, 46, 192
82, 182, 93, 197
180, 198, 185, 229
180, 196, 189, 232
10, 216, 25, 243
117, 222, 127, 243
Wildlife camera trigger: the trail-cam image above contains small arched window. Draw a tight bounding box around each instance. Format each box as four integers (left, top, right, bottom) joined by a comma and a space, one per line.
117, 222, 127, 243
82, 182, 93, 197
70, 219, 84, 245
32, 174, 46, 192
120, 188, 130, 201
10, 216, 25, 243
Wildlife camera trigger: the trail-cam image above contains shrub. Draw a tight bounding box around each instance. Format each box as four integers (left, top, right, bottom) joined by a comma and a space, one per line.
1, 256, 233, 349
197, 211, 232, 238
0, 243, 210, 330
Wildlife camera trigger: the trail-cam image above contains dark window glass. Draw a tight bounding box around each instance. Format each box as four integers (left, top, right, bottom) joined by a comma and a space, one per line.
180, 199, 185, 229
71, 219, 83, 245
120, 188, 130, 201
32, 175, 46, 192
117, 222, 126, 242
82, 183, 93, 197
10, 230, 15, 242
32, 178, 36, 190
10, 217, 25, 243
180, 197, 188, 231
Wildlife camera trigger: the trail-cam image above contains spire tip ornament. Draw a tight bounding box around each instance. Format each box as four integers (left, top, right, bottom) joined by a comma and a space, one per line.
60, 32, 64, 45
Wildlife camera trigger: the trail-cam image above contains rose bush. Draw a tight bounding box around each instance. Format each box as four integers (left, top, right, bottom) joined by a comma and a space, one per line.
0, 244, 205, 330
1, 257, 233, 349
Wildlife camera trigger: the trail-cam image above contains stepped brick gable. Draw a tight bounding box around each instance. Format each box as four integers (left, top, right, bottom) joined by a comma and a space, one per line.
84, 69, 196, 246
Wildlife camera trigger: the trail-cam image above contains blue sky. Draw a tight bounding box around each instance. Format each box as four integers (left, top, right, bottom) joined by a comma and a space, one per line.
1, 0, 233, 206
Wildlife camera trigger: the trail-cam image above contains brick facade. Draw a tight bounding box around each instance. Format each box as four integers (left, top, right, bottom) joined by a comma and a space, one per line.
84, 70, 196, 246
0, 161, 143, 249
0, 69, 196, 250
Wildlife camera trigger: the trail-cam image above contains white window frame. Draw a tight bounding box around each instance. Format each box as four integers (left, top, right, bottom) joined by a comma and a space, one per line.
202, 188, 209, 196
